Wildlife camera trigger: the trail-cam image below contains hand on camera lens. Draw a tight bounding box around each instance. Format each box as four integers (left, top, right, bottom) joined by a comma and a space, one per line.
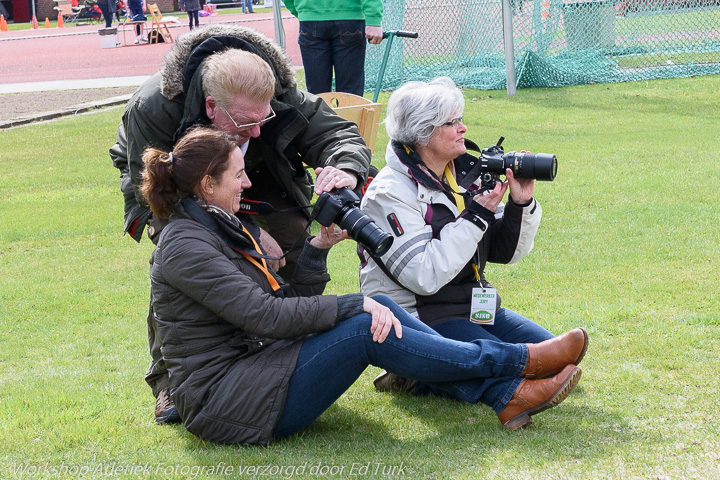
309, 224, 349, 250
506, 168, 535, 205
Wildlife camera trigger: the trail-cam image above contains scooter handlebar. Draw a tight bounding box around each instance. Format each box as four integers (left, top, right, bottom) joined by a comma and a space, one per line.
383, 30, 419, 39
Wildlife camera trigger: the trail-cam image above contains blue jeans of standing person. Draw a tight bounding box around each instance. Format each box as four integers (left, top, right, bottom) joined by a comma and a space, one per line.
273, 296, 529, 438
298, 20, 367, 96
186, 10, 199, 29
97, 1, 114, 28
242, 0, 254, 13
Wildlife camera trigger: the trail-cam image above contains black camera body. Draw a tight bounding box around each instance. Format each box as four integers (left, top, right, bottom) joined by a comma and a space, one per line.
313, 188, 394, 257
476, 137, 558, 192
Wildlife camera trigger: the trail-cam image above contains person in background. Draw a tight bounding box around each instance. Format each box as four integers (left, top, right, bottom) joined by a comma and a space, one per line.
109, 25, 372, 425
284, 0, 384, 96
140, 126, 585, 444
359, 77, 589, 430
96, 0, 118, 28
126, 0, 146, 43
179, 0, 200, 30
242, 0, 254, 13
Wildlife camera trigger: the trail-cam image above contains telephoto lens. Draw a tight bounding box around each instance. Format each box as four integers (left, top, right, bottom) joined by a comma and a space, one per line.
502, 151, 557, 181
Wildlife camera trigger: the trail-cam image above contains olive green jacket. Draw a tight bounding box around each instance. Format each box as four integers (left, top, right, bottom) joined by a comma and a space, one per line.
110, 24, 371, 241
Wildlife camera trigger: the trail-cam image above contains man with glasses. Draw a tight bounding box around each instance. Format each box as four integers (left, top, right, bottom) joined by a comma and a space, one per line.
110, 25, 371, 425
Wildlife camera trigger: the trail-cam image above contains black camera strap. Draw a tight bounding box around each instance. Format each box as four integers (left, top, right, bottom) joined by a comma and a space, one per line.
237, 198, 306, 216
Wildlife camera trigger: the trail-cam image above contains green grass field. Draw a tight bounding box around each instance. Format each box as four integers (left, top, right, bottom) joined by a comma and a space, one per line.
1, 75, 719, 479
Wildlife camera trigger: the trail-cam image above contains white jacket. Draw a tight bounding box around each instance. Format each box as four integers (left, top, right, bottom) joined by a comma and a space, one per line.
359, 143, 542, 316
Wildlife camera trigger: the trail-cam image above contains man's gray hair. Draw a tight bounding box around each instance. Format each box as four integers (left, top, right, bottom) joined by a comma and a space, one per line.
384, 77, 465, 147
202, 49, 275, 108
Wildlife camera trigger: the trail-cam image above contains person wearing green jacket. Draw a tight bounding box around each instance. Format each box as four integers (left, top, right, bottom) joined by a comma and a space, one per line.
284, 0, 384, 96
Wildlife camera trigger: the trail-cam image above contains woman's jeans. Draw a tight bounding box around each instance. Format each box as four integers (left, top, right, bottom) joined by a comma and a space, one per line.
273, 296, 532, 438
297, 20, 366, 96
415, 308, 554, 408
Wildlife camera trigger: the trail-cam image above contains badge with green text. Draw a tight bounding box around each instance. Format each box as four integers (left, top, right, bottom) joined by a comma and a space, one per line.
470, 287, 497, 325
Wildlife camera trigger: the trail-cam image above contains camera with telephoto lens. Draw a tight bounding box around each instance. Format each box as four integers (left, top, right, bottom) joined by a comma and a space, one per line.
477, 136, 558, 191
313, 188, 394, 257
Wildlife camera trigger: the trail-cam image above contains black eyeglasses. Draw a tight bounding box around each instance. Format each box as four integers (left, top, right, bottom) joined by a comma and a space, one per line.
220, 105, 276, 130
441, 116, 464, 128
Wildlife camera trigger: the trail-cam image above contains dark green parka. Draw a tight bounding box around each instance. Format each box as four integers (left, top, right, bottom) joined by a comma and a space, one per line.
110, 24, 371, 241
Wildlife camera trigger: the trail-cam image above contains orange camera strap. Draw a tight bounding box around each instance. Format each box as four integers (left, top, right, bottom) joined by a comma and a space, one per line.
240, 225, 281, 292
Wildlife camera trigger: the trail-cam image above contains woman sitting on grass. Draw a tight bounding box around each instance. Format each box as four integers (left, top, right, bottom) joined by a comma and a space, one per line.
139, 126, 585, 445
359, 77, 588, 428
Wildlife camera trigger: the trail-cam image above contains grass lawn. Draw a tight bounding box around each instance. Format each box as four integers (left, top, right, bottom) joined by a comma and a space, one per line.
1, 75, 719, 479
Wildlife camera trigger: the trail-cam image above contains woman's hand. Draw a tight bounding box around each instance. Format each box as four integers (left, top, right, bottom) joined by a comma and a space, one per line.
472, 177, 509, 213
309, 224, 350, 250
506, 167, 535, 204
363, 297, 402, 343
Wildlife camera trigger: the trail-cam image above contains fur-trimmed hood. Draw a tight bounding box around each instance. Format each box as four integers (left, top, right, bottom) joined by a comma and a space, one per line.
160, 24, 296, 100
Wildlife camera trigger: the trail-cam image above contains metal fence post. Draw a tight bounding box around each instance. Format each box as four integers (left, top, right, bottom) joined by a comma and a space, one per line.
502, 0, 516, 96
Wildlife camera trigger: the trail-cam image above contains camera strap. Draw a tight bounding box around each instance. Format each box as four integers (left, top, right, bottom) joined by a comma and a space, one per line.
237, 198, 306, 216
237, 224, 281, 292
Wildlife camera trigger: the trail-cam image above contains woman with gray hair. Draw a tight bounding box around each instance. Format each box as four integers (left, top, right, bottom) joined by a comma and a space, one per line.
359, 77, 589, 429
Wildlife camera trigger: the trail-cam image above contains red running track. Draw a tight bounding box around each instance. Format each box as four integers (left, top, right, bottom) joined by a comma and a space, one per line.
0, 13, 301, 85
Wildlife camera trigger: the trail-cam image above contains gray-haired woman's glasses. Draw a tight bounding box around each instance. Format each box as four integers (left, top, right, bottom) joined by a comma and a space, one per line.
441, 116, 464, 128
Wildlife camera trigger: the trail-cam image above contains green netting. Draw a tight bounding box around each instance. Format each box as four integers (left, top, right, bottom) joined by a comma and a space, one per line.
364, 0, 720, 91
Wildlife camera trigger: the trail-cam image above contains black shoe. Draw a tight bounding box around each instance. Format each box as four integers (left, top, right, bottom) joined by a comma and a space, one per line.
373, 370, 418, 394
155, 388, 181, 424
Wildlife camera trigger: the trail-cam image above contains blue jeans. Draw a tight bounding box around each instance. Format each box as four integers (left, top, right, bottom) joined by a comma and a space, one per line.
272, 296, 529, 438
242, 0, 254, 12
186, 10, 199, 29
298, 20, 367, 96
414, 308, 555, 409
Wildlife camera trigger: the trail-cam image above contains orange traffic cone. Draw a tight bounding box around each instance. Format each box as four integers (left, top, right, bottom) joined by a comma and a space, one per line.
57, 12, 64, 28
45, 17, 50, 28
0, 15, 8, 32
31, 15, 39, 29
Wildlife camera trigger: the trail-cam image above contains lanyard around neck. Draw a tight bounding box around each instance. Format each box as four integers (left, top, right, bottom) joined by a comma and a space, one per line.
240, 225, 281, 292
444, 165, 482, 281
443, 164, 465, 212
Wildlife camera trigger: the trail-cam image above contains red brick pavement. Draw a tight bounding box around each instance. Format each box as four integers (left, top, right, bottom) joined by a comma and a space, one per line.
0, 13, 301, 85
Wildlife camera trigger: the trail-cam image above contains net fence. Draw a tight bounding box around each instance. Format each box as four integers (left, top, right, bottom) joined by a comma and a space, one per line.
363, 0, 720, 92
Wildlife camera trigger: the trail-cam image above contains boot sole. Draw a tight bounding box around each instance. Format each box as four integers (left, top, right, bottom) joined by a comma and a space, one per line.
503, 366, 582, 431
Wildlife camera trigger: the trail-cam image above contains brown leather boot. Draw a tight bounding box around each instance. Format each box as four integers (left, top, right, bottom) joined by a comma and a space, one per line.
498, 364, 582, 430
522, 327, 588, 379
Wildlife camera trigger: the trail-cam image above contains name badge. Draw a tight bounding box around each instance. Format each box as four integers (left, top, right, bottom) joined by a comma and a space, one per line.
470, 287, 497, 325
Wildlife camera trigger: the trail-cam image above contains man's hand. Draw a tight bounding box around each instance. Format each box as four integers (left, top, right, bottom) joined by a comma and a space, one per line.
365, 26, 384, 45
314, 166, 358, 194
